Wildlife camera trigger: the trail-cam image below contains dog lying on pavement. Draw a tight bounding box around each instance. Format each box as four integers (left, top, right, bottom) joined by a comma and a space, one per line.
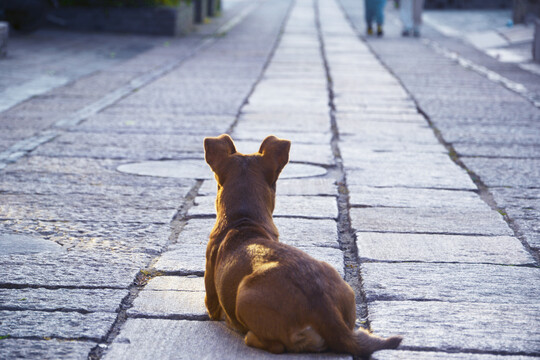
203, 134, 402, 356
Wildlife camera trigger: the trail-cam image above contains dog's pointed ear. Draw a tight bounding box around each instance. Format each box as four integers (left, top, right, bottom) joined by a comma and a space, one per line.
204, 134, 237, 173
258, 135, 291, 183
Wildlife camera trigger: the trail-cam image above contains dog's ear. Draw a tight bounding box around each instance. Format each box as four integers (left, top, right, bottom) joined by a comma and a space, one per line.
204, 134, 237, 173
258, 135, 291, 183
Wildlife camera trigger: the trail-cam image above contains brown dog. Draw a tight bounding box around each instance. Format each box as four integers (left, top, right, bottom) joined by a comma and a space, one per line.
203, 134, 402, 356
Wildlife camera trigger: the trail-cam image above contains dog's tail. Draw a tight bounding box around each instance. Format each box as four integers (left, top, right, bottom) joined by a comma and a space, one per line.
317, 315, 402, 356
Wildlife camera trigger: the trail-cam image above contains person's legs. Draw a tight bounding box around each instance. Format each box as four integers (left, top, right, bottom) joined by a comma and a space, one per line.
412, 0, 425, 36
375, 0, 386, 36
400, 0, 413, 36
365, 0, 375, 34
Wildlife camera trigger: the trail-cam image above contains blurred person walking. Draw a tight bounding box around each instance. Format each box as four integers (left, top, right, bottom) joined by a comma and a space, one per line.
364, 0, 387, 36
400, 0, 424, 37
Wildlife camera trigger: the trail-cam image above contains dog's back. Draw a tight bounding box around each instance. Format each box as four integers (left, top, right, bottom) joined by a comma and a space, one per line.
203, 134, 402, 356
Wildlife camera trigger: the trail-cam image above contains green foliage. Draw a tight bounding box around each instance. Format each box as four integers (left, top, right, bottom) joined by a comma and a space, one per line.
58, 0, 191, 7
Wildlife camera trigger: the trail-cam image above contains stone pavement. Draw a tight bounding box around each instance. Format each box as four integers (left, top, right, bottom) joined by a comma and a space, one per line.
0, 0, 539, 359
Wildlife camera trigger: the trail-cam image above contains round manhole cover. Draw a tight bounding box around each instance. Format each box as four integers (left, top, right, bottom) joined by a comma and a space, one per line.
117, 159, 327, 179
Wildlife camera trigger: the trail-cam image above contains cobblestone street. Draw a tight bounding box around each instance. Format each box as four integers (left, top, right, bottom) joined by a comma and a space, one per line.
0, 0, 539, 359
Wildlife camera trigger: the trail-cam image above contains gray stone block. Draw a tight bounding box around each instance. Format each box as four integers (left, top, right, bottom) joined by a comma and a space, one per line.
104, 319, 352, 360
369, 301, 540, 355
0, 339, 96, 360
0, 310, 116, 340
373, 350, 539, 360
0, 252, 147, 288
345, 162, 475, 190
361, 263, 540, 303
356, 232, 535, 264
198, 177, 337, 196
0, 288, 127, 312
128, 289, 207, 319
153, 244, 206, 275
351, 207, 513, 236
189, 195, 338, 219
348, 186, 488, 210
145, 276, 205, 292
172, 217, 339, 250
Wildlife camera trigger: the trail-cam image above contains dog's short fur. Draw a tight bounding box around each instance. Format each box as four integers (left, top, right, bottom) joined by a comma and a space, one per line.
203, 134, 402, 356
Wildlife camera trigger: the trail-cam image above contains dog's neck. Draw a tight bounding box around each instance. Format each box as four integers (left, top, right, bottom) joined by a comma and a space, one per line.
211, 187, 279, 242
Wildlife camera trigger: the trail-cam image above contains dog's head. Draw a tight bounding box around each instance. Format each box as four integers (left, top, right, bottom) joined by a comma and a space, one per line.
204, 134, 291, 221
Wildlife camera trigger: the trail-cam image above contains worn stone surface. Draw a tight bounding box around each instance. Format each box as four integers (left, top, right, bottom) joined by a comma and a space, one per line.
145, 276, 204, 292
0, 339, 97, 360
0, 310, 117, 340
369, 301, 540, 355
0, 288, 127, 312
153, 244, 205, 275
103, 319, 352, 360
345, 163, 475, 190
356, 232, 534, 264
361, 263, 540, 303
351, 207, 512, 236
0, 252, 147, 288
128, 289, 207, 319
348, 186, 488, 210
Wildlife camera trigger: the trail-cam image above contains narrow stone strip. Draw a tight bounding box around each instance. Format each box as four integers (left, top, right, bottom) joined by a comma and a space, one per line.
314, 0, 370, 327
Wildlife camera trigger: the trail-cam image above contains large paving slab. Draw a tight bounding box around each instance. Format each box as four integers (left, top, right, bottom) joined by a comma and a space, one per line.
198, 177, 337, 196
369, 301, 540, 355
356, 232, 534, 264
172, 217, 339, 249
154, 243, 345, 278
0, 199, 175, 224
361, 263, 540, 303
128, 288, 207, 320
373, 350, 539, 360
1, 219, 171, 254
0, 251, 147, 288
345, 163, 475, 190
0, 288, 127, 312
351, 207, 512, 236
189, 195, 338, 219
103, 319, 352, 360
461, 158, 540, 189
348, 186, 488, 210
0, 339, 97, 360
0, 310, 116, 340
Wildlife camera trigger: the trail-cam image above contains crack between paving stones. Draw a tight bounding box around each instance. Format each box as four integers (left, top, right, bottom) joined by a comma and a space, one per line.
314, 0, 372, 338
336, 9, 540, 268
396, 345, 540, 357
0, 283, 125, 290
0, 334, 104, 343
127, 314, 210, 321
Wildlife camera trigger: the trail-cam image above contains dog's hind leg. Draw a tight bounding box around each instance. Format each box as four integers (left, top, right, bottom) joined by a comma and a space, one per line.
245, 331, 285, 354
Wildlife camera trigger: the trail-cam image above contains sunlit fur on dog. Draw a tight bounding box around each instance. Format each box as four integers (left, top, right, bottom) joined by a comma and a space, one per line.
203, 134, 402, 356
